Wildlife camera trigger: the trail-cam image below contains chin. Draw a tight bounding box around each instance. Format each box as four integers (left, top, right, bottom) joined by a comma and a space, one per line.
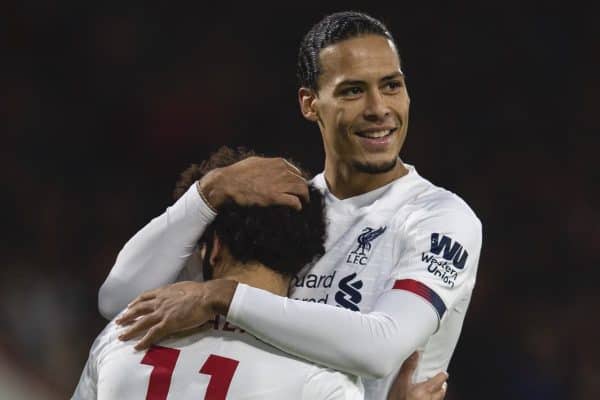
352, 157, 397, 174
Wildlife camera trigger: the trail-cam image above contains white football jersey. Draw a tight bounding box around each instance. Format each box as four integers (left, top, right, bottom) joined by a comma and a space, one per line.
289, 164, 482, 399
73, 315, 363, 400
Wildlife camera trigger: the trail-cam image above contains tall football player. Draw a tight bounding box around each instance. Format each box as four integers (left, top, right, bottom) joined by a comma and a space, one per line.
100, 11, 481, 400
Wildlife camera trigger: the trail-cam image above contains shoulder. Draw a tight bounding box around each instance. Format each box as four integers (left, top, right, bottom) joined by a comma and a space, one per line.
89, 317, 124, 363
414, 188, 481, 230
385, 169, 482, 269
394, 167, 482, 234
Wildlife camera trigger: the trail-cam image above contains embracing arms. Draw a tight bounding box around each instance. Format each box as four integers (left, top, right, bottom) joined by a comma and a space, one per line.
98, 157, 308, 318
116, 279, 438, 379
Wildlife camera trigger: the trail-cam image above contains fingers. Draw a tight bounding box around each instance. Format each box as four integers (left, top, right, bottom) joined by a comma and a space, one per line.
274, 193, 303, 211
229, 157, 310, 210
115, 300, 155, 326
399, 352, 420, 376
430, 383, 447, 400
281, 158, 303, 177
118, 312, 161, 342
424, 372, 448, 393
394, 352, 419, 388
283, 180, 310, 204
134, 323, 166, 351
279, 159, 309, 203
127, 290, 157, 308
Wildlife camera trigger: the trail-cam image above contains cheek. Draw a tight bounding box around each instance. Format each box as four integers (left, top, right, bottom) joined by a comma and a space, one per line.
335, 103, 364, 133
335, 109, 351, 133
387, 99, 409, 122
398, 92, 410, 112
319, 99, 363, 139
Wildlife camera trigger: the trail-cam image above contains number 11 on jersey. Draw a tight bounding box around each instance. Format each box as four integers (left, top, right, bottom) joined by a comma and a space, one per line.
141, 345, 240, 400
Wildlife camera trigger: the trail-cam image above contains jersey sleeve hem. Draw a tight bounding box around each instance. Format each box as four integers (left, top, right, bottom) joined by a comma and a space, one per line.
189, 181, 218, 221
226, 282, 250, 322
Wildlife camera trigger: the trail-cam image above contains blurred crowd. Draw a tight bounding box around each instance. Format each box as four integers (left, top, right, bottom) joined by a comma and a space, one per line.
2, 2, 598, 399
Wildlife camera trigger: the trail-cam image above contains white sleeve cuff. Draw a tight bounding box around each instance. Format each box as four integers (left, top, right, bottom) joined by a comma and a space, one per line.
165, 181, 217, 240
184, 181, 218, 222
227, 282, 250, 322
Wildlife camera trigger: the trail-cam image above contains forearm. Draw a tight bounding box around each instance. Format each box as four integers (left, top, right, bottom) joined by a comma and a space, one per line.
98, 183, 215, 318
226, 285, 437, 379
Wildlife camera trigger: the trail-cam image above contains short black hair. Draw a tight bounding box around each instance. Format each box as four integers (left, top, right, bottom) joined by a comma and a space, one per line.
174, 146, 327, 277
297, 11, 397, 91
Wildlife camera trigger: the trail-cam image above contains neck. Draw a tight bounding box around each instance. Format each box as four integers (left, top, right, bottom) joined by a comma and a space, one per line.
218, 262, 290, 297
324, 158, 409, 199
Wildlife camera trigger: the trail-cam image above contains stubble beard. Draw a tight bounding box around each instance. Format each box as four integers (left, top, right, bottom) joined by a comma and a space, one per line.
351, 156, 398, 174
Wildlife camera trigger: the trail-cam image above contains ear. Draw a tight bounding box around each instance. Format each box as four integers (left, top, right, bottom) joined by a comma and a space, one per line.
196, 242, 207, 260
298, 87, 319, 122
209, 234, 221, 266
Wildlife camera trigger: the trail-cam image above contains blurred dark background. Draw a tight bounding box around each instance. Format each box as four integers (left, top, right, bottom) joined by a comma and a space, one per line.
2, 1, 598, 399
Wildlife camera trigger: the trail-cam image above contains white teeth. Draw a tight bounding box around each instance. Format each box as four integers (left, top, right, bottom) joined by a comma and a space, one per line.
360, 130, 390, 138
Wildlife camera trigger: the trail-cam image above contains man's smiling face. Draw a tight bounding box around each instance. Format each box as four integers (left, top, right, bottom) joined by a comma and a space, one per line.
308, 34, 410, 174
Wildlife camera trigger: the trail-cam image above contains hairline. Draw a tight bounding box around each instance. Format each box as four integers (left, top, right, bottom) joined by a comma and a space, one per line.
309, 33, 402, 93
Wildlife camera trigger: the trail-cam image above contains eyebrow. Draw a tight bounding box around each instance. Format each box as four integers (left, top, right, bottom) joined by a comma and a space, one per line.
336, 79, 365, 87
336, 72, 405, 87
381, 72, 404, 81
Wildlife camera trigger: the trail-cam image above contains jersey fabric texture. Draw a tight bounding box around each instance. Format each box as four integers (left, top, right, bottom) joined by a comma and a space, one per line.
227, 164, 482, 399
73, 315, 363, 400
97, 163, 482, 400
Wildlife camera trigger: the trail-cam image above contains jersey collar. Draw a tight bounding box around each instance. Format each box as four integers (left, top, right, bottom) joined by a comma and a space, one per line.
311, 162, 420, 212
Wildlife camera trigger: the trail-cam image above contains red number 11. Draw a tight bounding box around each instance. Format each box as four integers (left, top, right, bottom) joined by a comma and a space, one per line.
141, 345, 240, 400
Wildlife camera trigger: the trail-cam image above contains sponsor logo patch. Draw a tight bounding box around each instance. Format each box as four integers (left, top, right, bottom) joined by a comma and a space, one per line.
335, 273, 363, 311
291, 271, 336, 304
421, 233, 469, 288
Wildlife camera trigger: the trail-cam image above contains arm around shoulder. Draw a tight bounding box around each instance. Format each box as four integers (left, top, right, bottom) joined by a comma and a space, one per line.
227, 284, 438, 379
98, 182, 216, 319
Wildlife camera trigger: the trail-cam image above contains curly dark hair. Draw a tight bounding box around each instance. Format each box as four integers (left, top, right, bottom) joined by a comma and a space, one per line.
297, 11, 397, 91
174, 146, 327, 277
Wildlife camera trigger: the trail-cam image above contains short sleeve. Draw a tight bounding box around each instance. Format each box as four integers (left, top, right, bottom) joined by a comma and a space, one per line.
302, 367, 364, 400
391, 209, 482, 322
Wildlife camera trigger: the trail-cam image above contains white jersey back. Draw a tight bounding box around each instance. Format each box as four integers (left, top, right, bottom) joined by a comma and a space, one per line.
73, 315, 363, 400
291, 164, 482, 399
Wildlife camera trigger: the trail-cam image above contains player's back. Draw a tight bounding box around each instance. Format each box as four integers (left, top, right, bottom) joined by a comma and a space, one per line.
74, 315, 363, 400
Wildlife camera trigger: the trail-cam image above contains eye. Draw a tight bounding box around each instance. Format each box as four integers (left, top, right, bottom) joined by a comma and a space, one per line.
340, 86, 363, 97
383, 80, 403, 92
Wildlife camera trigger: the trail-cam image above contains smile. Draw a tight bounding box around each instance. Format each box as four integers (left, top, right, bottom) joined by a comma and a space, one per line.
355, 128, 396, 139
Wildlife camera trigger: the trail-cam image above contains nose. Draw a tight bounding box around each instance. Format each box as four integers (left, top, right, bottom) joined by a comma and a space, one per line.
363, 89, 390, 122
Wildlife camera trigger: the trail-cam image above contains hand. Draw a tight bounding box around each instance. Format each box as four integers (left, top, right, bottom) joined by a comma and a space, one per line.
388, 352, 448, 400
115, 280, 237, 350
198, 156, 309, 211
